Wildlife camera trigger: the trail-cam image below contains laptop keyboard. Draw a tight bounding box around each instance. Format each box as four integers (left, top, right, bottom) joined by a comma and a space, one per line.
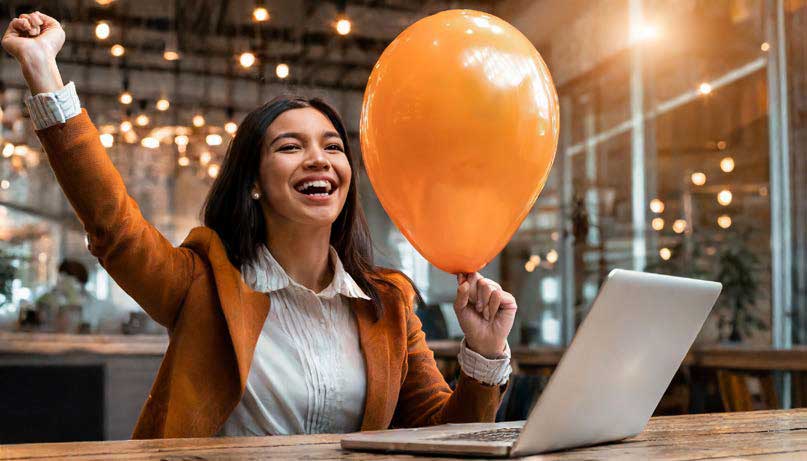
434, 427, 522, 443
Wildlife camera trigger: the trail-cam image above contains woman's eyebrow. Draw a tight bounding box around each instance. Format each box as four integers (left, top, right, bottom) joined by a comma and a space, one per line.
270, 132, 304, 146
322, 130, 341, 140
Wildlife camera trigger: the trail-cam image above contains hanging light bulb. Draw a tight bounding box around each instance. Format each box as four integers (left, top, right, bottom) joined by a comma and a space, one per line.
275, 63, 290, 79
336, 18, 352, 35
761, 42, 770, 52
545, 249, 559, 264
253, 6, 270, 22
672, 219, 687, 234
199, 151, 212, 166
691, 171, 706, 186
239, 52, 256, 68
0, 180, 9, 190
174, 135, 189, 147
119, 91, 133, 105
178, 156, 190, 167
649, 198, 665, 214
156, 98, 170, 111
2, 143, 14, 158
120, 120, 132, 132
192, 114, 206, 128
99, 133, 114, 148
135, 114, 150, 127
224, 121, 238, 135
95, 21, 111, 40
524, 260, 536, 273
207, 163, 220, 178
651, 217, 664, 231
141, 137, 160, 149
717, 189, 733, 206
206, 134, 223, 146
163, 33, 181, 61
717, 215, 732, 229
720, 157, 735, 173
698, 82, 712, 95
659, 248, 672, 260
110, 44, 125, 57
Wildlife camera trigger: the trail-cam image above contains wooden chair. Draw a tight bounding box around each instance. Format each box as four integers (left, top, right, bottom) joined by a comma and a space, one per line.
717, 370, 779, 412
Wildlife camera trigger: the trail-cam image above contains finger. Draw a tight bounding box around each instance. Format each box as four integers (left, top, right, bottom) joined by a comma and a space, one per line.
453, 281, 470, 316
12, 17, 31, 33
35, 12, 61, 28
29, 12, 44, 27
486, 289, 503, 321
478, 279, 495, 311
464, 272, 483, 306
20, 16, 39, 35
498, 291, 518, 311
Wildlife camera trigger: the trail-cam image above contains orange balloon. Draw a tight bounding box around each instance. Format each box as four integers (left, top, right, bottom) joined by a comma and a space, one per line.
361, 10, 559, 274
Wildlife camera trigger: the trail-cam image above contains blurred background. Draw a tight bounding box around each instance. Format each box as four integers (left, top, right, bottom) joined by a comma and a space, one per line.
0, 0, 805, 444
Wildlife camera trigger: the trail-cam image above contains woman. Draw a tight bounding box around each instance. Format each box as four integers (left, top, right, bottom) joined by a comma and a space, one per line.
2, 12, 518, 439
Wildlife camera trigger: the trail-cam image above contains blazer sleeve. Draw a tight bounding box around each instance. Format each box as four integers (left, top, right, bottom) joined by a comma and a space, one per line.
390, 277, 507, 428
34, 109, 198, 330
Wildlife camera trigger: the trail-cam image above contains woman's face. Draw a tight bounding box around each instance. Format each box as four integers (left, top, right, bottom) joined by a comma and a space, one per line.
257, 107, 351, 228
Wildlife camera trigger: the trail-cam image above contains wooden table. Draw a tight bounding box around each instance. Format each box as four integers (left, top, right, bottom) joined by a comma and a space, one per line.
1, 409, 805, 460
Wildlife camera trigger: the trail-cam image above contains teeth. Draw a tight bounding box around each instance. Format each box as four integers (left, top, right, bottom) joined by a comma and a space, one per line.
296, 179, 333, 193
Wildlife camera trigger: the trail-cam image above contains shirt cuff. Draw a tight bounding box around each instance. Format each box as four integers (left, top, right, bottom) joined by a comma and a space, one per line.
457, 338, 512, 386
25, 81, 82, 130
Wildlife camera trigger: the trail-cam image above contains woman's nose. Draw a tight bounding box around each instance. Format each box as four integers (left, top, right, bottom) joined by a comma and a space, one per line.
303, 146, 330, 169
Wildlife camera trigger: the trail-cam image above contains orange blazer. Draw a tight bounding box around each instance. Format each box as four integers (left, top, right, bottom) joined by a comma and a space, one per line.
34, 110, 505, 439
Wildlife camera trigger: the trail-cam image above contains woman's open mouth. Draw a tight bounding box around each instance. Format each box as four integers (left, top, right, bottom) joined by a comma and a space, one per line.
293, 179, 337, 201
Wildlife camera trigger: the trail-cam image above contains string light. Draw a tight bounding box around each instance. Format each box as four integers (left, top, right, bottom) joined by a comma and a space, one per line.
761, 42, 770, 52
720, 157, 735, 173
120, 120, 132, 132
717, 190, 733, 206
207, 164, 220, 178
276, 63, 290, 79
691, 171, 706, 186
174, 135, 189, 147
156, 98, 170, 111
649, 198, 665, 214
163, 49, 180, 61
193, 114, 206, 127
336, 18, 352, 35
224, 122, 238, 135
2, 143, 13, 158
545, 249, 558, 264
524, 261, 536, 272
698, 82, 712, 95
672, 219, 687, 234
253, 6, 270, 22
178, 156, 190, 167
659, 248, 672, 260
95, 21, 111, 40
199, 151, 212, 166
99, 133, 114, 148
119, 91, 133, 105
717, 215, 732, 229
141, 137, 160, 149
651, 217, 664, 231
206, 134, 223, 146
239, 52, 256, 68
135, 114, 150, 127
110, 44, 125, 57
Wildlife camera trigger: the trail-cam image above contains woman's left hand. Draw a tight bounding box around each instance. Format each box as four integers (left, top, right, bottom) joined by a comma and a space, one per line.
453, 272, 518, 359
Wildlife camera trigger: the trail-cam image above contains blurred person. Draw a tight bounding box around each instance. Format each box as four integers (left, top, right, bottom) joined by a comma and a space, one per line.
3, 12, 516, 438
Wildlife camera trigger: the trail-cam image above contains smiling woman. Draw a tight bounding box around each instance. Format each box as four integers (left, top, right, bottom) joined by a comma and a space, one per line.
2, 10, 517, 440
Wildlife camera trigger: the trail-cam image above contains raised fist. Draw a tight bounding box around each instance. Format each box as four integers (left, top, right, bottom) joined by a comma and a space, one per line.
2, 11, 65, 64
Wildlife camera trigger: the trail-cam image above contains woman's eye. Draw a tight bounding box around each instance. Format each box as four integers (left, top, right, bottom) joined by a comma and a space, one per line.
326, 144, 344, 152
278, 144, 301, 152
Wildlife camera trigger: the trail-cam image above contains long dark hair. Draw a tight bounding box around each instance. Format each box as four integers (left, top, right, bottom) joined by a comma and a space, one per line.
202, 96, 415, 319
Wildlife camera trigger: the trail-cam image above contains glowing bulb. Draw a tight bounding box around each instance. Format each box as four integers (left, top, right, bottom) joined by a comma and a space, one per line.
698, 82, 712, 95
659, 248, 672, 260
528, 254, 541, 265
100, 133, 114, 148
649, 198, 665, 214
239, 52, 256, 68
253, 6, 269, 22
156, 98, 170, 111
2, 143, 14, 158
761, 42, 770, 52
207, 164, 220, 178
174, 135, 189, 147
95, 21, 111, 40
13, 145, 28, 156
224, 122, 238, 135
120, 120, 132, 132
0, 180, 9, 190
163, 50, 180, 61
546, 249, 558, 264
717, 215, 732, 229
119, 91, 133, 105
524, 261, 535, 273
178, 156, 190, 167
199, 151, 212, 166
336, 18, 352, 35
275, 63, 290, 79
193, 114, 206, 127
110, 44, 125, 57
720, 157, 735, 173
717, 189, 733, 206
651, 217, 664, 231
672, 219, 687, 234
141, 137, 159, 149
135, 114, 150, 126
206, 134, 223, 146
690, 171, 707, 186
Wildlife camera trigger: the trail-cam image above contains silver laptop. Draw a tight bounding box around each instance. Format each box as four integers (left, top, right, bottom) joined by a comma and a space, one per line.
342, 269, 722, 457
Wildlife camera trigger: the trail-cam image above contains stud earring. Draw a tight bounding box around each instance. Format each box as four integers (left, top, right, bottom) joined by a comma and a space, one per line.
251, 190, 261, 200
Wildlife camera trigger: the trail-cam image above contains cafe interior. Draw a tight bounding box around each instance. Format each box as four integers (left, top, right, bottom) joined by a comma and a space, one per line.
1, 0, 806, 458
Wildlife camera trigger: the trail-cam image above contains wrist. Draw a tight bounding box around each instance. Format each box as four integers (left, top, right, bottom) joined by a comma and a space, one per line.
465, 338, 506, 360
20, 55, 63, 95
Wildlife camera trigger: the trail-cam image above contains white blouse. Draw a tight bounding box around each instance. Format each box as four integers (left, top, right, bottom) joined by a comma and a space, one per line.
26, 84, 513, 437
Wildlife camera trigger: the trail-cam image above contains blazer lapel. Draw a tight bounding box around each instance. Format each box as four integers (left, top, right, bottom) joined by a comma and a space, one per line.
353, 297, 391, 431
